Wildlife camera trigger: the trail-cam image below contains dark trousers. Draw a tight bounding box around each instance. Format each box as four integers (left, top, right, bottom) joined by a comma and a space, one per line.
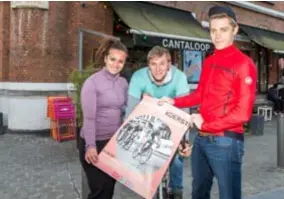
191, 135, 244, 199
79, 137, 116, 199
272, 99, 284, 112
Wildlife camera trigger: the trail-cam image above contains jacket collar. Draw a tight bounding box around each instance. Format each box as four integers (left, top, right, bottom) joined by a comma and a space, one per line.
102, 67, 119, 81
214, 44, 237, 57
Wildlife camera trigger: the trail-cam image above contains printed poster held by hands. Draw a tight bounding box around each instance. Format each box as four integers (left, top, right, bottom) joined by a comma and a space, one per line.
94, 96, 191, 199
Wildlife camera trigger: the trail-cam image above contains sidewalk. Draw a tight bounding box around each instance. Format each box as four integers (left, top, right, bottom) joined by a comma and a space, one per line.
244, 187, 284, 199
0, 118, 283, 199
114, 118, 284, 199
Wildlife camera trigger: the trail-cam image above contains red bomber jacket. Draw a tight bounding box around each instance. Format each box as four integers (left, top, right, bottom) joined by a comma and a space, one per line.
174, 44, 257, 135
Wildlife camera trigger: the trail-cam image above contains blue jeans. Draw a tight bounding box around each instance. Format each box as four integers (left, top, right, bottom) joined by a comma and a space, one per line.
169, 153, 184, 192
191, 134, 244, 199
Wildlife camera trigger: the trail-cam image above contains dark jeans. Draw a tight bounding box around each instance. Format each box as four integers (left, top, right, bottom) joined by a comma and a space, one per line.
79, 137, 116, 199
169, 153, 184, 192
191, 134, 244, 199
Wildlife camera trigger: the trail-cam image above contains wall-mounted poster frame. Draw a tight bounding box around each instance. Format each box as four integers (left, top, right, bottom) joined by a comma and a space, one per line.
183, 50, 203, 83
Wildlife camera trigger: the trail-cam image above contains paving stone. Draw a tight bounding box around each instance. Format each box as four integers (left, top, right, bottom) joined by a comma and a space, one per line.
0, 117, 283, 199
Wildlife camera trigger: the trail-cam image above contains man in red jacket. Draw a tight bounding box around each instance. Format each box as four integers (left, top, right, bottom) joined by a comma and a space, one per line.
159, 6, 257, 199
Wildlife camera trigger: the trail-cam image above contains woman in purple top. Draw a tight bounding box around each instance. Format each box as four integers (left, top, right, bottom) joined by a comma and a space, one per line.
78, 39, 128, 199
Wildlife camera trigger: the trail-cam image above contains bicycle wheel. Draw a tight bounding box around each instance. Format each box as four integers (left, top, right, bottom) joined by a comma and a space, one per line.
154, 183, 168, 199
116, 129, 125, 142
123, 135, 134, 150
139, 147, 152, 164
132, 145, 140, 159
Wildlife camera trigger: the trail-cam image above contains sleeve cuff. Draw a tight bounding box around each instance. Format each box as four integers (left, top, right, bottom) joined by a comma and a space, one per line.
200, 122, 207, 132
173, 98, 180, 107
85, 143, 96, 151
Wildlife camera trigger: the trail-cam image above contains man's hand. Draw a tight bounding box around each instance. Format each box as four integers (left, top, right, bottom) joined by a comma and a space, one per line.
192, 113, 204, 129
142, 93, 152, 99
85, 147, 98, 166
178, 142, 193, 158
158, 96, 174, 106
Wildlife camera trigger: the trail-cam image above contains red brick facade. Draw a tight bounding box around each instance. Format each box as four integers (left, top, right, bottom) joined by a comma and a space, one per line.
0, 1, 284, 85
66, 2, 113, 76
152, 1, 284, 33
0, 2, 10, 81
0, 1, 112, 82
151, 1, 284, 86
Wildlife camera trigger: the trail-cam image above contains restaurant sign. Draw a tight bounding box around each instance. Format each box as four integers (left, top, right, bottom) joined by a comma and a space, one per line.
134, 34, 213, 52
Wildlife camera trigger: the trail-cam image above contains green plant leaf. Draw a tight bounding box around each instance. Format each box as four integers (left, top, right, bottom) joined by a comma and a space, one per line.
69, 63, 101, 127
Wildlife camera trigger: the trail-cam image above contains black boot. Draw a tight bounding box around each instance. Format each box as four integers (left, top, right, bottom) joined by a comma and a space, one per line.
168, 191, 183, 199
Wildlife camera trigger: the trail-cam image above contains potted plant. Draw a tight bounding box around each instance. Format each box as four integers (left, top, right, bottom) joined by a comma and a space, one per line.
70, 63, 100, 148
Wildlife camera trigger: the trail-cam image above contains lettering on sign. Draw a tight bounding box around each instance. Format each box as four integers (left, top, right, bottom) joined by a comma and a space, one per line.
162, 38, 211, 51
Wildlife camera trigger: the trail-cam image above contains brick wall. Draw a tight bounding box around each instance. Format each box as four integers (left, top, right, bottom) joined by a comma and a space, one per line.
2, 1, 284, 83
66, 2, 113, 73
152, 1, 284, 33
6, 1, 113, 83
152, 1, 284, 86
0, 2, 10, 81
254, 1, 284, 12
9, 2, 68, 82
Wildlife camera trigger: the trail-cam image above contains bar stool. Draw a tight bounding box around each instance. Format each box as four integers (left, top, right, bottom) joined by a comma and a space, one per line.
257, 105, 273, 121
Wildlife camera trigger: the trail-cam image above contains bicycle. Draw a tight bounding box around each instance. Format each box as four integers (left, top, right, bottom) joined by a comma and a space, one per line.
155, 133, 193, 199
132, 137, 154, 164
116, 124, 133, 144
123, 130, 139, 150
156, 169, 170, 199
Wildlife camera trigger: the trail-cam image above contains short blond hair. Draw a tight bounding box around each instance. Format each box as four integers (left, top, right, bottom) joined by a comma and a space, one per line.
209, 13, 237, 28
147, 46, 171, 63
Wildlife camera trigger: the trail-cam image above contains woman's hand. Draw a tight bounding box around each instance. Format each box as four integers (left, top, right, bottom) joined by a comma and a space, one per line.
85, 147, 98, 166
158, 96, 174, 106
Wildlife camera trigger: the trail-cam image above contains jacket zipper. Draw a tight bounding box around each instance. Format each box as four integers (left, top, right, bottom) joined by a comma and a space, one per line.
223, 91, 232, 115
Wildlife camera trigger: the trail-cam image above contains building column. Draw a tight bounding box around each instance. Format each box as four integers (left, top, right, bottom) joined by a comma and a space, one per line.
0, 2, 10, 81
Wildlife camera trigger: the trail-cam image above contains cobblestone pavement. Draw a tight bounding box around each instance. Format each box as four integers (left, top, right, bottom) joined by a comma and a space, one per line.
0, 133, 81, 199
244, 187, 284, 199
0, 118, 284, 199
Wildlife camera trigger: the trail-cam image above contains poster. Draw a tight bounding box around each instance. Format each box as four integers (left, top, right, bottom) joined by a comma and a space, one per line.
183, 50, 203, 83
94, 96, 191, 199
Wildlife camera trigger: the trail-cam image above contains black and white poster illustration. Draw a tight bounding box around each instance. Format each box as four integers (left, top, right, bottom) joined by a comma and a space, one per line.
116, 115, 174, 174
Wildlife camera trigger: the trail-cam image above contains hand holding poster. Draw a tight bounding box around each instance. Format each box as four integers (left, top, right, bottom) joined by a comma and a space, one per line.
94, 96, 192, 199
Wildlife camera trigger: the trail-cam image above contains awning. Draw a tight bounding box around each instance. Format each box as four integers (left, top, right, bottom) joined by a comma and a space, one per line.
240, 24, 284, 53
111, 2, 213, 51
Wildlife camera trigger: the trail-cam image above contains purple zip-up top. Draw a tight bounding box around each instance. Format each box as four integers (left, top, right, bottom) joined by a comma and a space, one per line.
80, 67, 128, 150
